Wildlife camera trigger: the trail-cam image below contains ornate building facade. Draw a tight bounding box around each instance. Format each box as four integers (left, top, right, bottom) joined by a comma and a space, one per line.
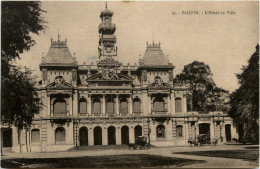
2, 5, 239, 153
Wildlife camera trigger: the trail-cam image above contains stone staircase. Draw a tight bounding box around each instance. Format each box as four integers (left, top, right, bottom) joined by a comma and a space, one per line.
150, 141, 175, 147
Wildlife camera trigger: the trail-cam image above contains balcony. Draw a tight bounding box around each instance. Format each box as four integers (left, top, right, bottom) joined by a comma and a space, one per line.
152, 109, 168, 115
133, 112, 142, 116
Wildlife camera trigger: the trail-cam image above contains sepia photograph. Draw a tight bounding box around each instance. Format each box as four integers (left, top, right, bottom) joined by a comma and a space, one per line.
1, 1, 259, 168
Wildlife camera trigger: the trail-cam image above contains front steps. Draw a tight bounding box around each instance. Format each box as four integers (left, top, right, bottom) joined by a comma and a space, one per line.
150, 141, 175, 147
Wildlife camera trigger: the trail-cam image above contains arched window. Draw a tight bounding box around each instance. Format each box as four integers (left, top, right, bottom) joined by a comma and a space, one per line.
156, 125, 165, 138
120, 97, 128, 115
79, 98, 87, 114
92, 98, 101, 115
175, 98, 182, 113
106, 97, 114, 115
55, 127, 65, 144
133, 98, 141, 113
153, 97, 164, 112
31, 129, 40, 143
176, 125, 183, 137
53, 98, 67, 116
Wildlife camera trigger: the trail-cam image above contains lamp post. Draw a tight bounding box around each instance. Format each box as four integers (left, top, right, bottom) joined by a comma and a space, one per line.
147, 119, 150, 144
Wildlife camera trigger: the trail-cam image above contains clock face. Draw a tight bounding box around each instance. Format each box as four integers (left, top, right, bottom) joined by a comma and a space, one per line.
105, 47, 112, 53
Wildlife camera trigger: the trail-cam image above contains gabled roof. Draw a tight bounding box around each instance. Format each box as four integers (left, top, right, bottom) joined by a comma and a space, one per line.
40, 39, 78, 68
140, 42, 174, 68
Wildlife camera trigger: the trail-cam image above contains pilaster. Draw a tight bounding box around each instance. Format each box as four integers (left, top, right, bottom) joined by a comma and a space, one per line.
170, 92, 175, 115
102, 94, 106, 116
87, 94, 92, 116
115, 95, 119, 116
129, 95, 133, 115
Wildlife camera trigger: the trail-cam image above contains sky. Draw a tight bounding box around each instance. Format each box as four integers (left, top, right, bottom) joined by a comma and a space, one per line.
17, 1, 259, 92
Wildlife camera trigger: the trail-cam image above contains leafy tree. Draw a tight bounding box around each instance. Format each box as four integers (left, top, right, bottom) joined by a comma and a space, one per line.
229, 44, 259, 144
1, 1, 46, 75
174, 61, 229, 113
174, 61, 214, 112
1, 66, 42, 128
1, 1, 46, 147
206, 87, 230, 112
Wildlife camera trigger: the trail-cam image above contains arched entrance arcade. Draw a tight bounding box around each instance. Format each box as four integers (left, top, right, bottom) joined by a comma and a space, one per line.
121, 125, 129, 145
79, 127, 88, 146
107, 126, 116, 145
94, 126, 102, 145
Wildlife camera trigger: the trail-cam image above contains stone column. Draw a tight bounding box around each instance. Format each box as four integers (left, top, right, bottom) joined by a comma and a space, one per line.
129, 95, 133, 115
115, 95, 119, 116
195, 122, 199, 141
148, 94, 151, 114
223, 123, 226, 143
73, 91, 78, 116
69, 95, 73, 116
185, 121, 189, 144
129, 126, 135, 144
183, 93, 187, 113
102, 94, 106, 116
102, 126, 108, 145
88, 127, 94, 146
171, 92, 175, 115
167, 94, 170, 114
210, 119, 215, 141
116, 126, 121, 145
87, 94, 92, 116
188, 121, 191, 138
220, 121, 226, 143
48, 94, 52, 116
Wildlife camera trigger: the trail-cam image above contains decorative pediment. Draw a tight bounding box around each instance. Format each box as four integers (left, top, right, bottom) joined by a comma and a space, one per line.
147, 76, 172, 89
87, 73, 133, 82
46, 76, 73, 89
147, 82, 172, 89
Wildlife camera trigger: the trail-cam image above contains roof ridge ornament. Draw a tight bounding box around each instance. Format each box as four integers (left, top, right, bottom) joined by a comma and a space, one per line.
58, 29, 60, 42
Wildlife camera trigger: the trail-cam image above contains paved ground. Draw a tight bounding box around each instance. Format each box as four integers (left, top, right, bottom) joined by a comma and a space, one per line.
1, 144, 259, 168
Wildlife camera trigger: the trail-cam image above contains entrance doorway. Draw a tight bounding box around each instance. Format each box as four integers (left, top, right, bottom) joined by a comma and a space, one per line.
94, 126, 102, 145
1, 128, 12, 147
199, 123, 210, 135
134, 125, 142, 138
225, 124, 231, 142
79, 127, 88, 146
238, 124, 244, 140
108, 126, 116, 145
121, 126, 129, 145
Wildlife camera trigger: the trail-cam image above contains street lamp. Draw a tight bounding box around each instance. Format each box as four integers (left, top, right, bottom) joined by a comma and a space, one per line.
147, 119, 150, 144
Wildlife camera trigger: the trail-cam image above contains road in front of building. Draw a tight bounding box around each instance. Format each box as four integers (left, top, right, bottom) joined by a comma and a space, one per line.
1, 144, 259, 168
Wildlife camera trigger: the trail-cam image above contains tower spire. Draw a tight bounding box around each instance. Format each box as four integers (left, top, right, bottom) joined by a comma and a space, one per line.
98, 3, 117, 61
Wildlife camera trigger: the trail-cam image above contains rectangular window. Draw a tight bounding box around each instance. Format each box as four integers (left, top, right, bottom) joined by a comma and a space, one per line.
31, 129, 40, 142
176, 126, 183, 137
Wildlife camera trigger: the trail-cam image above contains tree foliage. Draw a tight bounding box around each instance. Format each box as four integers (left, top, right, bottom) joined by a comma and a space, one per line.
229, 44, 259, 143
1, 66, 42, 129
174, 61, 229, 113
1, 1, 46, 130
1, 1, 46, 75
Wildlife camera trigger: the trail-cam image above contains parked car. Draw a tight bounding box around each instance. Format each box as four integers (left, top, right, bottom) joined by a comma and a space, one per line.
129, 136, 151, 150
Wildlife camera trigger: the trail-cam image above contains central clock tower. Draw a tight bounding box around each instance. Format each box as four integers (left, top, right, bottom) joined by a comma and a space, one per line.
98, 3, 117, 61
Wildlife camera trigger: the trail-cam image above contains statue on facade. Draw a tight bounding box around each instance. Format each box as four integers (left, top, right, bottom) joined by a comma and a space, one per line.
54, 76, 65, 87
